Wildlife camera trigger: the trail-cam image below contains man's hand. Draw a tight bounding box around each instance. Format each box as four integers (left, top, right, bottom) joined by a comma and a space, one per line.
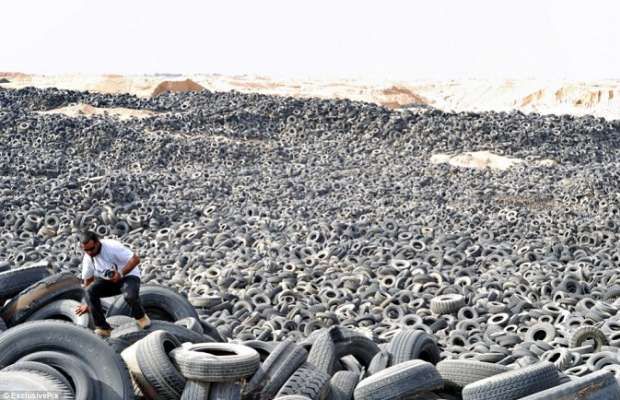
75, 304, 89, 316
111, 270, 122, 284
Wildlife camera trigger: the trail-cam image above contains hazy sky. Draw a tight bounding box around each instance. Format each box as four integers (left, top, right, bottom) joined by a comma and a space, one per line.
2, 1, 618, 80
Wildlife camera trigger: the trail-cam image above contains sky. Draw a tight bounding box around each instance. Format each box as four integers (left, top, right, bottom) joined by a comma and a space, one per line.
2, 1, 619, 80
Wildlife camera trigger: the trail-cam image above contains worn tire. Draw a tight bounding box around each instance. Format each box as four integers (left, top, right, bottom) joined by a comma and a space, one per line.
307, 328, 338, 375
0, 320, 134, 400
390, 329, 441, 365
570, 326, 608, 352
19, 351, 95, 400
462, 361, 559, 400
107, 285, 199, 322
110, 320, 211, 352
175, 317, 204, 334
170, 342, 260, 382
353, 359, 443, 400
431, 294, 465, 315
181, 380, 210, 399
367, 351, 391, 376
520, 369, 620, 399
436, 359, 511, 389
26, 299, 90, 327
244, 340, 308, 400
2, 360, 74, 395
0, 370, 74, 399
0, 272, 82, 326
136, 330, 186, 400
328, 371, 359, 400
276, 363, 331, 400
0, 265, 51, 299
209, 382, 241, 400
121, 340, 159, 400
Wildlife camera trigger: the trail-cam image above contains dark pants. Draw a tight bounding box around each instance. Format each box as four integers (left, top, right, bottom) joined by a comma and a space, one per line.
85, 276, 145, 330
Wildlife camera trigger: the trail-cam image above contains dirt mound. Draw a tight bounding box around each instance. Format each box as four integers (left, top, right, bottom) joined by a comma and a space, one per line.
39, 103, 155, 120
376, 85, 429, 109
0, 78, 9, 84
430, 151, 557, 170
151, 79, 205, 97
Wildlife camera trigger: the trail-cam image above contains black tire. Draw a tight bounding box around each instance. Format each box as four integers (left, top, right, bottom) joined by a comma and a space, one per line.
353, 360, 443, 400
244, 340, 308, 400
462, 361, 559, 400
307, 328, 338, 375
175, 317, 204, 333
242, 340, 281, 362
19, 351, 96, 400
107, 315, 134, 329
0, 370, 73, 399
0, 265, 51, 299
209, 382, 242, 400
2, 360, 74, 395
389, 329, 441, 365
182, 380, 211, 399
276, 363, 331, 400
367, 351, 391, 376
170, 343, 260, 382
26, 299, 90, 327
0, 320, 134, 400
330, 327, 380, 370
430, 294, 465, 315
519, 370, 620, 399
0, 272, 83, 326
436, 359, 510, 389
136, 330, 186, 400
109, 320, 211, 352
120, 340, 159, 400
106, 285, 199, 322
328, 370, 359, 400
570, 326, 608, 352
201, 318, 226, 342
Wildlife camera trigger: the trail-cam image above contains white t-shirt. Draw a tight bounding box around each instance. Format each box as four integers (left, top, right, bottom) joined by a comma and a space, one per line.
81, 239, 141, 280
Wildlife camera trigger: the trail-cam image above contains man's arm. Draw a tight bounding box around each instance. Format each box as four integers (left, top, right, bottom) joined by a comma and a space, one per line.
120, 254, 140, 277
83, 276, 95, 288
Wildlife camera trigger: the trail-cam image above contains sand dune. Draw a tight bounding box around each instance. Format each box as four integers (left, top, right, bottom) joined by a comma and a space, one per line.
2, 73, 620, 119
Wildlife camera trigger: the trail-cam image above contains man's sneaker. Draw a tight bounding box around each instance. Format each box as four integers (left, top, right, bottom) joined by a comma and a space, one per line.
136, 315, 151, 330
94, 327, 112, 337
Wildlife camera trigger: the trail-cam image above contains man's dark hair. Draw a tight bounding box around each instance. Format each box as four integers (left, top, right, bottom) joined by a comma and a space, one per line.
78, 230, 99, 244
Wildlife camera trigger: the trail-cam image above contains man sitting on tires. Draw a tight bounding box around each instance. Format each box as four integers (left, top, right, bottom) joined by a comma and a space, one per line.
74, 230, 151, 337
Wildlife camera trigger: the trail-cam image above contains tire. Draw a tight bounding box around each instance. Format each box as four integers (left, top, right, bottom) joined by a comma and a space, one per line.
307, 328, 338, 375
570, 326, 608, 352
200, 317, 226, 342
330, 327, 380, 370
389, 329, 441, 365
109, 320, 211, 352
0, 320, 134, 400
244, 340, 308, 400
436, 359, 510, 389
431, 294, 465, 315
519, 370, 620, 400
526, 323, 557, 343
26, 299, 90, 327
175, 317, 204, 334
0, 265, 51, 299
121, 340, 159, 400
136, 330, 186, 400
276, 363, 331, 400
170, 343, 260, 382
367, 351, 391, 376
19, 351, 96, 400
209, 382, 241, 400
328, 371, 359, 400
353, 360, 443, 400
107, 315, 134, 329
1, 272, 83, 326
106, 285, 199, 322
2, 360, 74, 395
242, 340, 281, 362
181, 380, 210, 400
276, 396, 313, 400
462, 361, 559, 400
0, 370, 73, 399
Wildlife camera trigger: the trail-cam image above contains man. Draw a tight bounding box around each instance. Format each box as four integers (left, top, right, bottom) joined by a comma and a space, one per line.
74, 230, 150, 337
